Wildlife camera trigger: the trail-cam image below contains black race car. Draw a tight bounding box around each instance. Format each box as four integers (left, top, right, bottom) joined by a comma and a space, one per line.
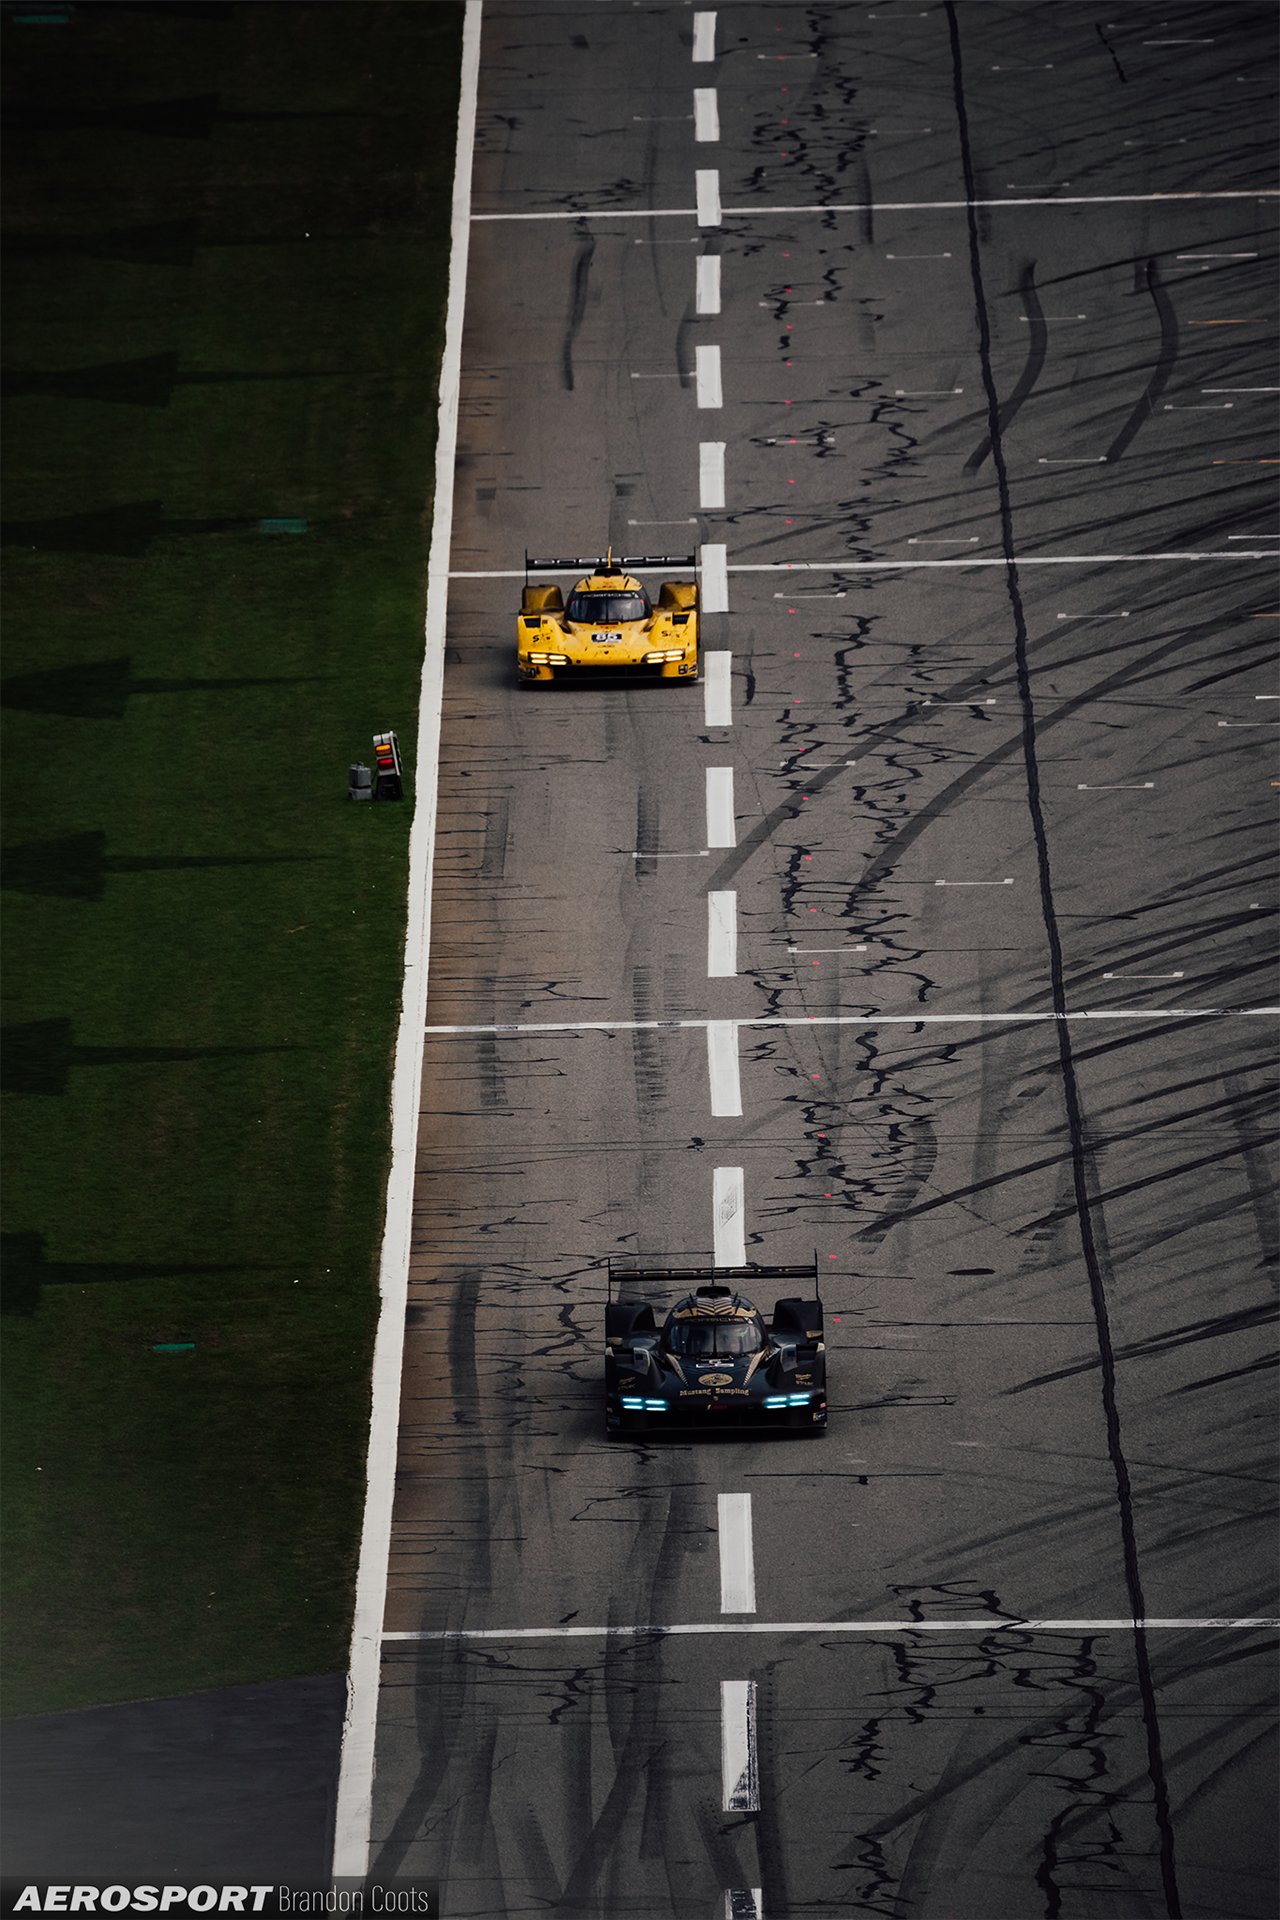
605, 1263, 827, 1435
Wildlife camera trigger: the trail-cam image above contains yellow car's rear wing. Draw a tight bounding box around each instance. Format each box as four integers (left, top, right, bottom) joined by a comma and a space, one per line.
524, 548, 697, 579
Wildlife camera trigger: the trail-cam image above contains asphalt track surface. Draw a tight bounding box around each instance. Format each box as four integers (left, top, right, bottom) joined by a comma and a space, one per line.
365, 4, 1280, 1916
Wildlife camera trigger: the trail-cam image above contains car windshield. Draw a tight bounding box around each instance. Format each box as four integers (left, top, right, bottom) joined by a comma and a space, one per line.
667, 1320, 762, 1358
567, 591, 649, 625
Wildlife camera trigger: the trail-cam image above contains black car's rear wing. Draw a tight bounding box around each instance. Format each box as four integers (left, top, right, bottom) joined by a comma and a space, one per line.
608, 1259, 820, 1304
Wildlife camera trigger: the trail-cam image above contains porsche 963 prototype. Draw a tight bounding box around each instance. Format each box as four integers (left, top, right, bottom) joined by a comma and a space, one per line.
605, 1262, 827, 1435
517, 549, 699, 683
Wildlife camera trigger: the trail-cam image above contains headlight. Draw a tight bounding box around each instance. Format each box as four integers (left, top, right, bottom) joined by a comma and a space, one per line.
764, 1393, 811, 1409
644, 648, 687, 663
621, 1396, 667, 1412
528, 652, 569, 664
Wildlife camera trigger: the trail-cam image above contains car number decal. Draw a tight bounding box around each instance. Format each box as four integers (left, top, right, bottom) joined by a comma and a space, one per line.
595, 630, 623, 643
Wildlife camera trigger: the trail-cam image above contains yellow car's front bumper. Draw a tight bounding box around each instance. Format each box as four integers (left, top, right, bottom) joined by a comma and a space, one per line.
517, 632, 699, 682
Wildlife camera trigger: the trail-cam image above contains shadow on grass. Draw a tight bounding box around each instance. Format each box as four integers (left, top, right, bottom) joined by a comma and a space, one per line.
0, 1231, 280, 1317
1, 1019, 304, 1096
3, 356, 355, 407
1, 835, 324, 901
0, 504, 264, 554
3, 221, 201, 267
2, 658, 333, 716
3, 97, 220, 139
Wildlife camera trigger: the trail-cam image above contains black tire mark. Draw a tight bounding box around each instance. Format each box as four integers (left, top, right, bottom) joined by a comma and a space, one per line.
1096, 22, 1128, 84
943, 8, 1183, 1915
964, 262, 1045, 472
1105, 258, 1178, 463
563, 224, 596, 392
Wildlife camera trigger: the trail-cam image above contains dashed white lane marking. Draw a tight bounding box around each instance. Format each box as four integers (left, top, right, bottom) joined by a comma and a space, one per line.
722, 1681, 760, 1812
719, 1495, 756, 1614
896, 387, 964, 395
909, 535, 978, 544
936, 877, 1014, 887
1178, 252, 1258, 259
694, 87, 720, 141
702, 542, 730, 610
701, 440, 727, 508
1057, 610, 1130, 618
629, 850, 709, 859
1218, 719, 1279, 727
1206, 387, 1279, 393
422, 1008, 1278, 1036
788, 944, 868, 953
706, 766, 736, 847
471, 191, 1280, 222
713, 1167, 746, 1266
922, 697, 996, 706
332, 0, 484, 1883
697, 253, 722, 314
886, 251, 952, 259
696, 343, 724, 408
1078, 782, 1155, 790
384, 1617, 1280, 1641
692, 9, 716, 61
704, 650, 733, 725
707, 1021, 742, 1117
708, 890, 738, 976
1104, 972, 1185, 980
1039, 455, 1105, 463
697, 169, 723, 226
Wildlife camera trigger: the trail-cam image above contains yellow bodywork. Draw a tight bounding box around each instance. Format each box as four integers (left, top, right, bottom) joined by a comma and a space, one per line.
517, 568, 699, 683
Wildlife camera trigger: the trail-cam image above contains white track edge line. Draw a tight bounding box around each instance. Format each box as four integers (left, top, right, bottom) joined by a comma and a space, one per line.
330, 0, 483, 1881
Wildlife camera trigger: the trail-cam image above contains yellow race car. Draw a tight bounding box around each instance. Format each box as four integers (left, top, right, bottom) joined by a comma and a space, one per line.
517, 549, 699, 683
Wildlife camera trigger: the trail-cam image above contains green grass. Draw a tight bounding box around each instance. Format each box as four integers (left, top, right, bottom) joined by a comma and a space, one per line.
1, 0, 462, 1715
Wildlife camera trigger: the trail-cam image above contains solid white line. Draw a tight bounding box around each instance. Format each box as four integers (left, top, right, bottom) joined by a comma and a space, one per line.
692, 10, 716, 61
708, 890, 738, 976
707, 1021, 742, 1117
384, 1618, 1280, 1641
331, 0, 483, 1883
1078, 782, 1155, 790
719, 553, 1273, 571
706, 766, 736, 847
470, 191, 1279, 223
697, 343, 724, 408
719, 1494, 756, 1614
446, 549, 1273, 578
1104, 972, 1185, 980
702, 542, 729, 611
701, 440, 727, 509
1178, 252, 1258, 258
722, 1681, 759, 1812
422, 1008, 1278, 1034
936, 878, 1014, 887
704, 649, 732, 726
697, 253, 722, 314
789, 944, 868, 953
694, 87, 720, 142
713, 1167, 746, 1266
697, 169, 723, 226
